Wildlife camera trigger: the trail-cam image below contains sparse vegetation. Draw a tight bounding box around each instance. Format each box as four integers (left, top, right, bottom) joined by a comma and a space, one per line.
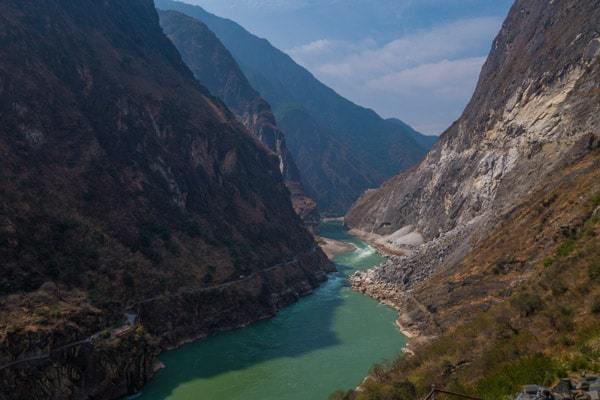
555, 240, 576, 258
592, 193, 600, 208
476, 355, 560, 400
122, 272, 135, 288
511, 293, 543, 317
591, 297, 600, 314
334, 186, 600, 400
588, 261, 600, 281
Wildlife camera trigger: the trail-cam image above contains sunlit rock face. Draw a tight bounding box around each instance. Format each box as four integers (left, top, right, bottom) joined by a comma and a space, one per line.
346, 0, 600, 334
347, 0, 600, 239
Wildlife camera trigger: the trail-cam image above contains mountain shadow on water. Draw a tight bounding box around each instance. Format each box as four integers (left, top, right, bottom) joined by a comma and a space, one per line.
138, 271, 348, 398
136, 224, 392, 399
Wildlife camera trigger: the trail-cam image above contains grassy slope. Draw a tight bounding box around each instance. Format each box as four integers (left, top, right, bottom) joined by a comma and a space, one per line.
334, 150, 600, 400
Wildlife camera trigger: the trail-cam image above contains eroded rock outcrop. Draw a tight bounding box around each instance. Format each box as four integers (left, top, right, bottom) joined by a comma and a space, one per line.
346, 0, 600, 334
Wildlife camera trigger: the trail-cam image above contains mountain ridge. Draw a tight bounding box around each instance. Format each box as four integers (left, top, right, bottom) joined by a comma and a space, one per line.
157, 9, 320, 226
155, 0, 436, 214
0, 1, 332, 398
341, 0, 600, 397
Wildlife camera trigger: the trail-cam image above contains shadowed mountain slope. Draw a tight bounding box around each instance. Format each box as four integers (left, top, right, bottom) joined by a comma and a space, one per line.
0, 1, 331, 398
158, 9, 319, 226
155, 0, 437, 215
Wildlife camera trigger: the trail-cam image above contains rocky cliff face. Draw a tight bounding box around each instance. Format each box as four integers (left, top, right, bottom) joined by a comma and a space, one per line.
157, 10, 319, 226
339, 2, 600, 397
0, 1, 332, 399
345, 153, 600, 398
154, 0, 436, 215
346, 0, 600, 331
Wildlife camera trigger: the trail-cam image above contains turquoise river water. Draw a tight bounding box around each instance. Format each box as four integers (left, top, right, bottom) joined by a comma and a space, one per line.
133, 221, 406, 400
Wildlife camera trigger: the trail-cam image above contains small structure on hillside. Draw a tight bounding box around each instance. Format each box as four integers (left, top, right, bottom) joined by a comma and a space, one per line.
515, 376, 600, 400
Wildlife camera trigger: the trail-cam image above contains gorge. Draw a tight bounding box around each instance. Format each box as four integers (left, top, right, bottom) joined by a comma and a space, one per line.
0, 1, 332, 398
154, 0, 436, 215
1, 0, 599, 399
133, 222, 406, 400
157, 9, 320, 227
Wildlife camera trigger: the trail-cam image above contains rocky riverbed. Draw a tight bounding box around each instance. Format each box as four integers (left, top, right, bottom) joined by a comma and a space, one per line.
348, 217, 483, 341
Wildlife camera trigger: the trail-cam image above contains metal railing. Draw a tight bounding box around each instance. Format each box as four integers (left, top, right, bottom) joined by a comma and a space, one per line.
422, 386, 482, 400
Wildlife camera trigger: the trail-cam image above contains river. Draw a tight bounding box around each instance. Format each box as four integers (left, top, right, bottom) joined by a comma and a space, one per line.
133, 221, 405, 400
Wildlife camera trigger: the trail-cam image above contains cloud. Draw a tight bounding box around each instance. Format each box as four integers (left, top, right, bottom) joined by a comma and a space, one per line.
192, 0, 326, 12
285, 17, 502, 134
289, 39, 337, 57
367, 57, 487, 99
312, 17, 501, 80
288, 38, 377, 64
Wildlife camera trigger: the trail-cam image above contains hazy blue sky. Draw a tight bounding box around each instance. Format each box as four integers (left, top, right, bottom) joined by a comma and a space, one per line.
182, 0, 514, 134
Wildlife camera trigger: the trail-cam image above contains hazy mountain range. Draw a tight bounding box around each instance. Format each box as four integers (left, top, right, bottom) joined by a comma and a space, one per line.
156, 0, 436, 214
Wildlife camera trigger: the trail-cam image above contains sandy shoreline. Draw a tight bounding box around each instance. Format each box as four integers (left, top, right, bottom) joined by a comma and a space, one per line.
317, 236, 356, 259
347, 228, 408, 257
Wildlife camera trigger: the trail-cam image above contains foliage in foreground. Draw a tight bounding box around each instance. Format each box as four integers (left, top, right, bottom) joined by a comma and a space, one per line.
332, 185, 600, 400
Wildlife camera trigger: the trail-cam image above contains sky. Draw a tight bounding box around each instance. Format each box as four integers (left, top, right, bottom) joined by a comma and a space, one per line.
182, 0, 514, 135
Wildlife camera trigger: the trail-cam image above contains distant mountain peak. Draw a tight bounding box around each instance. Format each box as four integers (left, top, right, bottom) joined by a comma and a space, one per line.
155, 0, 436, 214
157, 9, 320, 225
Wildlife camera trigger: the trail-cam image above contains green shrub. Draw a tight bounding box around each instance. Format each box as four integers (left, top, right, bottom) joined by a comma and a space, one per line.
589, 261, 600, 281
591, 297, 600, 314
542, 194, 558, 208
550, 307, 574, 332
165, 239, 181, 256
370, 363, 388, 380
543, 258, 555, 268
476, 355, 559, 400
568, 355, 592, 372
135, 325, 146, 337
138, 229, 153, 248
54, 218, 79, 236
555, 240, 576, 258
389, 382, 417, 400
592, 193, 600, 208
550, 280, 568, 295
159, 230, 171, 242
511, 293, 544, 317
202, 272, 214, 285
122, 272, 134, 288
184, 221, 204, 237
329, 391, 348, 400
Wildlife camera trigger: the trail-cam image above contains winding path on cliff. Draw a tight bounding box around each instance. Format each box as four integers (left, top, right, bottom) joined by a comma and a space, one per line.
0, 248, 318, 372
0, 338, 92, 372
133, 222, 406, 400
